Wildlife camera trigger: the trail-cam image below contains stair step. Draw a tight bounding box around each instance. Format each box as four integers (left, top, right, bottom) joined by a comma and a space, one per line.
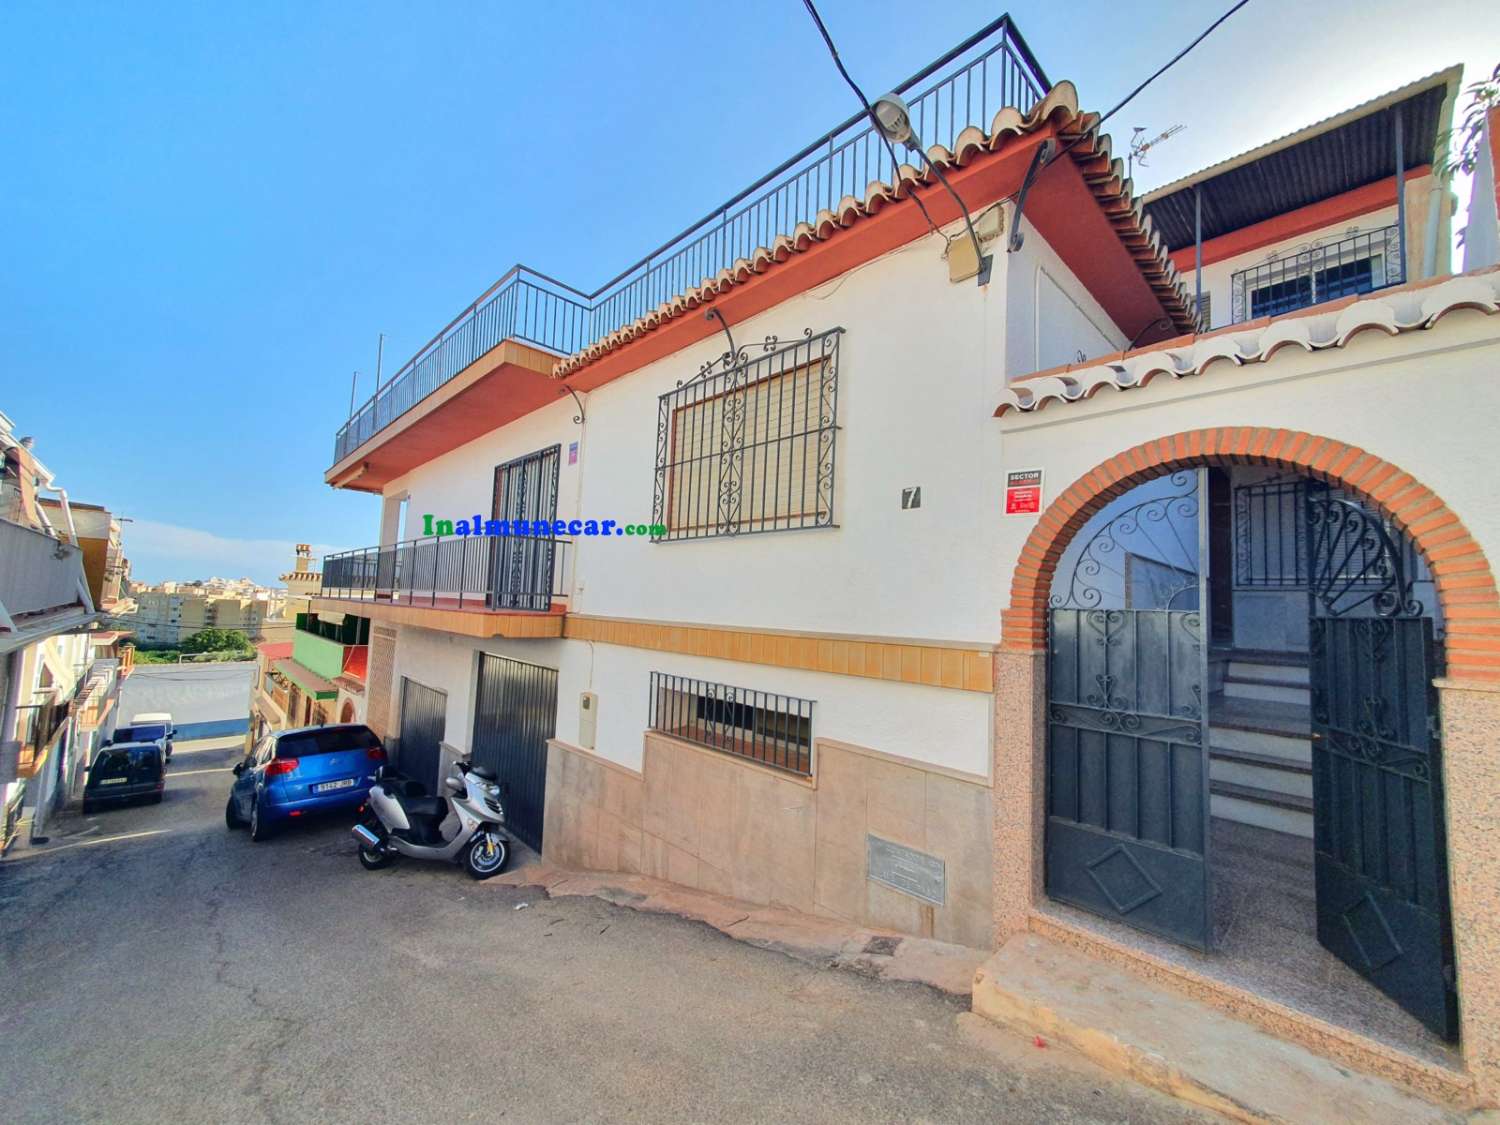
972, 934, 1458, 1123
1222, 676, 1311, 704
1213, 647, 1310, 668
1210, 779, 1314, 813
1211, 724, 1311, 764
1210, 746, 1312, 774
1209, 754, 1314, 800
1209, 693, 1310, 738
1210, 779, 1314, 839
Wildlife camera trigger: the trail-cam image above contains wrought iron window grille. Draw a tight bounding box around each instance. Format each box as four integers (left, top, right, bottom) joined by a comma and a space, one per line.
1234, 476, 1425, 601
648, 672, 814, 777
651, 327, 841, 543
1230, 225, 1403, 323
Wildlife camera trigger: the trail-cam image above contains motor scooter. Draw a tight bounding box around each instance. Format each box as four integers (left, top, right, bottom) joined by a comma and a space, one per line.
352, 759, 511, 879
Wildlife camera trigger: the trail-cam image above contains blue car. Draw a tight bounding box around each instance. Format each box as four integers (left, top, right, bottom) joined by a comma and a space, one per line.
226, 723, 386, 841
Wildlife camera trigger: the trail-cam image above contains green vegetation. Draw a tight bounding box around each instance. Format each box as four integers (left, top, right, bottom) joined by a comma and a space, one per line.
180, 628, 253, 655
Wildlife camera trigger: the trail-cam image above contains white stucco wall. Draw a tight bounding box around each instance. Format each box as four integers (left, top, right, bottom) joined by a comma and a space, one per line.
368, 216, 1132, 779
1003, 223, 1129, 378
388, 627, 992, 776
992, 313, 1500, 605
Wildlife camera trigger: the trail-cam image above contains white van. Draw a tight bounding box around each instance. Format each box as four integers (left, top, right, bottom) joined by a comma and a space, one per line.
118, 711, 176, 762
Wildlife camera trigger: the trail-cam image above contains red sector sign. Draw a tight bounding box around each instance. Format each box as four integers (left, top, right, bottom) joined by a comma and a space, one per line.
1004, 469, 1043, 515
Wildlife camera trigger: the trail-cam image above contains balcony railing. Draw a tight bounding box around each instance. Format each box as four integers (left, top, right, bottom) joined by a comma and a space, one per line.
320, 534, 571, 614
332, 15, 1050, 465
1230, 225, 1404, 324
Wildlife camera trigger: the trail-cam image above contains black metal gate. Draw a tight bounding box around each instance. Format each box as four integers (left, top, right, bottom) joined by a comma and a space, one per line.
398, 678, 447, 793
471, 653, 558, 851
1046, 471, 1213, 949
1306, 484, 1457, 1040
490, 445, 561, 611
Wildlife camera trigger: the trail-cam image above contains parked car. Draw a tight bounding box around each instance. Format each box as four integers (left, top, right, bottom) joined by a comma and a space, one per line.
83, 742, 165, 814
226, 724, 385, 842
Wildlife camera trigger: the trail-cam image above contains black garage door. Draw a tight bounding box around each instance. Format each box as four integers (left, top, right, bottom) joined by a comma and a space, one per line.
472, 654, 557, 851
398, 678, 447, 793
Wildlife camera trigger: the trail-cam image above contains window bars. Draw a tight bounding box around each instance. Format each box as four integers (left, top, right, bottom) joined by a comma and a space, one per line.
1230, 225, 1402, 324
652, 328, 841, 542
1233, 476, 1425, 591
649, 672, 814, 776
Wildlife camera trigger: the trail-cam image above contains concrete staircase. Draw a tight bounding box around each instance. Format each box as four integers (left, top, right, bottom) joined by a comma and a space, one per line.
1209, 651, 1313, 839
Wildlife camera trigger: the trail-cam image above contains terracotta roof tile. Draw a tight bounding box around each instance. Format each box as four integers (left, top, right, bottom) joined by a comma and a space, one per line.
993, 266, 1500, 416
553, 82, 1197, 379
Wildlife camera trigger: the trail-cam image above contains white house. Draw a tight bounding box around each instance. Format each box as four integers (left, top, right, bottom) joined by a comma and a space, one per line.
311, 20, 1500, 1112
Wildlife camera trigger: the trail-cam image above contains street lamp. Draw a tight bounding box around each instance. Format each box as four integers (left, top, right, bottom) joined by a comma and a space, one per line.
870, 93, 991, 285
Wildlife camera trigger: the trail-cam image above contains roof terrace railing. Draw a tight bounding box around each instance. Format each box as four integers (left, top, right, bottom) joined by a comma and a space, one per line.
333, 14, 1049, 466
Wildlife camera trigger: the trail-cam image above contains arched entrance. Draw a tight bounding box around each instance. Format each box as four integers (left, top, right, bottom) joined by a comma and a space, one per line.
1008, 431, 1500, 1048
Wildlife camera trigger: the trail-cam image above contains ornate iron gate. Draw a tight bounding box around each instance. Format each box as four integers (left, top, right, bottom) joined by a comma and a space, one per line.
397, 678, 447, 793
471, 653, 558, 851
1046, 471, 1213, 949
490, 445, 560, 611
1306, 483, 1458, 1040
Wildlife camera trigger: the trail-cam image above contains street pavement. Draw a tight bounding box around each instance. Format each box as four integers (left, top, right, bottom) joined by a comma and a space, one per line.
0, 735, 1212, 1124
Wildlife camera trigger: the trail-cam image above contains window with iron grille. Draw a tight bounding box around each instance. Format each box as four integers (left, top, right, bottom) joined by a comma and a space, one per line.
648, 672, 814, 776
1234, 476, 1425, 589
651, 328, 840, 542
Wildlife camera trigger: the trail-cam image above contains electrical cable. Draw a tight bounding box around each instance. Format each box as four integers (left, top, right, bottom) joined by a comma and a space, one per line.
1047, 0, 1253, 169
798, 0, 946, 242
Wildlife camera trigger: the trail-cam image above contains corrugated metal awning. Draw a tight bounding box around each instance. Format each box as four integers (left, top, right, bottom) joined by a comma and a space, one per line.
1143, 68, 1461, 252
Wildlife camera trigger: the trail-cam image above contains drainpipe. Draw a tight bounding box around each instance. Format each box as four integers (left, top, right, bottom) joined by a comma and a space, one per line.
1194, 185, 1204, 329
1422, 180, 1444, 279
1394, 107, 1408, 284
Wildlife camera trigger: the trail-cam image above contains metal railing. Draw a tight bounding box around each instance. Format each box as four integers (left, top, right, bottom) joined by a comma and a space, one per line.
1230, 225, 1404, 324
333, 15, 1049, 464
320, 534, 571, 613
649, 672, 814, 777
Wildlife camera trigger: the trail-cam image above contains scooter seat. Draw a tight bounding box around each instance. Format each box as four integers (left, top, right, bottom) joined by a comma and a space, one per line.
398, 795, 448, 820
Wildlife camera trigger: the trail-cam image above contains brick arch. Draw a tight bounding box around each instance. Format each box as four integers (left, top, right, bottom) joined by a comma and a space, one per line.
1002, 427, 1500, 683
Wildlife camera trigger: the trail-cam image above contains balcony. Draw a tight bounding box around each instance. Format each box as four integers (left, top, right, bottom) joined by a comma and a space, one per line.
327, 16, 1049, 489
0, 517, 95, 654
1230, 226, 1404, 323
314, 535, 571, 639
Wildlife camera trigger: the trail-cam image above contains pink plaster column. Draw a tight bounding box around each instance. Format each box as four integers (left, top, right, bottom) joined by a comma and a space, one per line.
992, 649, 1047, 944
1436, 679, 1500, 1104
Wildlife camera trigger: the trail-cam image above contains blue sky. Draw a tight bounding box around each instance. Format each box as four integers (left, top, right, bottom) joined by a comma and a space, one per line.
3, 0, 1496, 586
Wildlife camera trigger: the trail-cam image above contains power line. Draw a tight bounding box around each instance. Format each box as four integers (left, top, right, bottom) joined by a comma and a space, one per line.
1049, 0, 1252, 168
798, 0, 945, 241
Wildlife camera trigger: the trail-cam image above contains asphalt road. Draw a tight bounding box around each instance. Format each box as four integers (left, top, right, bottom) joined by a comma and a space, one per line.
0, 736, 1211, 1125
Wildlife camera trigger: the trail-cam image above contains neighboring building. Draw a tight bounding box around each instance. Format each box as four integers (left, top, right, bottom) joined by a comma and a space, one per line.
127, 582, 285, 646
308, 20, 1500, 1110
246, 561, 368, 748
38, 499, 132, 616
0, 412, 123, 848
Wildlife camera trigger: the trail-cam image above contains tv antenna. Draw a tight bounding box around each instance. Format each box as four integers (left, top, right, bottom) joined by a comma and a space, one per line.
1128, 123, 1185, 180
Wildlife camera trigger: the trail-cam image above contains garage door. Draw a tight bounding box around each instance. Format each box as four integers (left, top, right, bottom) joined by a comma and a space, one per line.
472, 654, 557, 851
398, 678, 447, 793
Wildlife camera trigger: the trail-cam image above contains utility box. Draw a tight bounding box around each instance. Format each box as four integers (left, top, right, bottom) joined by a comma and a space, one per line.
578, 692, 597, 749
